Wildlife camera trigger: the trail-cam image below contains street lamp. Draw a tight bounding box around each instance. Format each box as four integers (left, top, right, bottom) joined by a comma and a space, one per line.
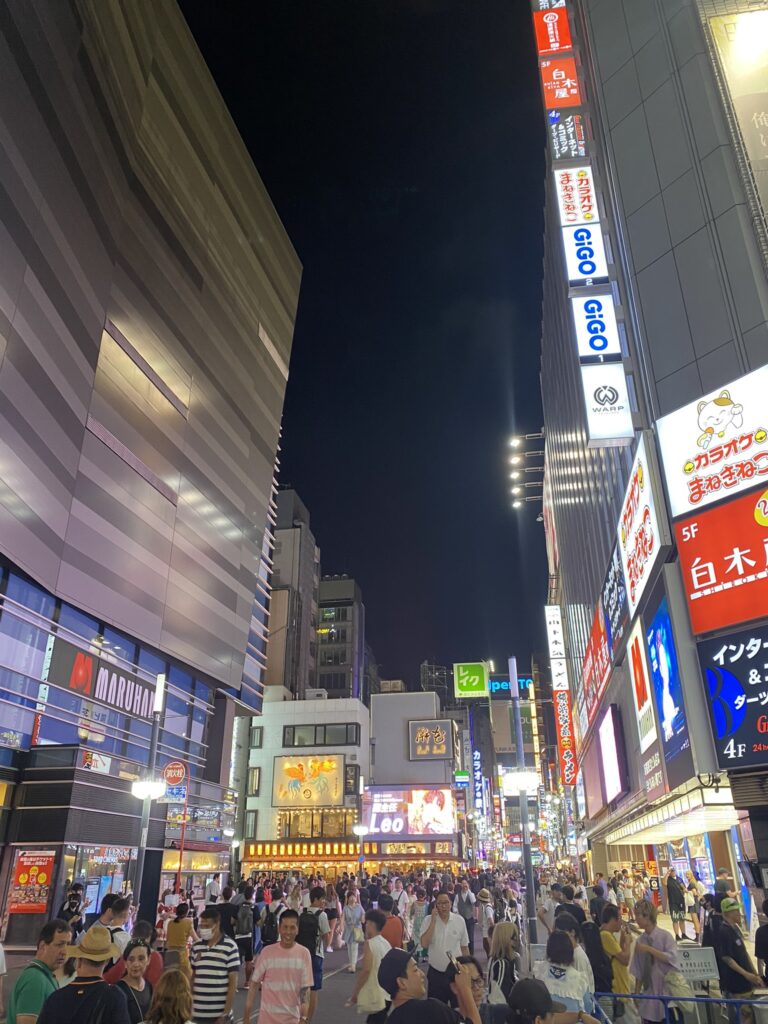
352, 823, 368, 880
131, 672, 167, 915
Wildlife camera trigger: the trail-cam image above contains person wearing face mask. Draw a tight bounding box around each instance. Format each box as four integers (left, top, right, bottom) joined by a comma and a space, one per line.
191, 906, 239, 1024
115, 939, 153, 1024
59, 884, 89, 938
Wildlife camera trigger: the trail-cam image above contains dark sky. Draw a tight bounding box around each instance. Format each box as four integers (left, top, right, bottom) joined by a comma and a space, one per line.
180, 1, 548, 682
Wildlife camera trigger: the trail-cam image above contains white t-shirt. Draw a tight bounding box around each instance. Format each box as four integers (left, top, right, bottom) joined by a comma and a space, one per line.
420, 912, 469, 972
480, 903, 495, 938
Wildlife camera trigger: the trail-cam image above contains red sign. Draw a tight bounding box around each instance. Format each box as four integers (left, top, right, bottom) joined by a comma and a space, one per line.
581, 602, 611, 725
533, 9, 573, 56
554, 688, 578, 785
164, 761, 186, 786
675, 486, 768, 635
540, 57, 582, 109
9, 850, 56, 914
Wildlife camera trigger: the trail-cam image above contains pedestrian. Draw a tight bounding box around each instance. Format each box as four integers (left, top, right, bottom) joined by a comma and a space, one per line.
555, 887, 587, 927
683, 871, 704, 939
325, 882, 342, 952
532, 931, 593, 1013
553, 914, 595, 993
665, 869, 688, 941
190, 905, 239, 1024
453, 880, 477, 954
6, 918, 70, 1024
537, 884, 563, 940
144, 968, 193, 1024
343, 891, 365, 973
105, 920, 163, 987
715, 869, 737, 900
418, 891, 469, 1006
379, 894, 405, 950
298, 886, 330, 1024
216, 886, 238, 941
347, 909, 392, 1022
507, 978, 584, 1024
393, 879, 409, 923
235, 885, 257, 989
717, 898, 762, 1005
205, 874, 222, 905
487, 920, 518, 1004
58, 883, 89, 938
476, 889, 495, 957
376, 947, 481, 1024
37, 925, 129, 1024
599, 905, 632, 1017
410, 888, 429, 959
754, 898, 768, 984
243, 909, 312, 1024
115, 938, 153, 1024
630, 899, 680, 1024
589, 887, 607, 926
165, 902, 199, 979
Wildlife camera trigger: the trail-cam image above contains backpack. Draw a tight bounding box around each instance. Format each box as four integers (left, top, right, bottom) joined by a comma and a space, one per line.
261, 905, 281, 946
592, 946, 614, 995
237, 902, 254, 937
488, 957, 514, 1005
297, 908, 321, 953
493, 896, 508, 923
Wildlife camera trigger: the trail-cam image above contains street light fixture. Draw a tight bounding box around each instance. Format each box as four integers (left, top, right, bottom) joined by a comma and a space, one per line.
512, 500, 522, 509
509, 437, 522, 448
511, 487, 521, 495
510, 471, 521, 480
510, 455, 522, 465
131, 672, 167, 914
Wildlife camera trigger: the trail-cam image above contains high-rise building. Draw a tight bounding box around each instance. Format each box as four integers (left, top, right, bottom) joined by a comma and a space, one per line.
0, 0, 300, 939
316, 575, 366, 700
533, 0, 768, 883
265, 489, 321, 699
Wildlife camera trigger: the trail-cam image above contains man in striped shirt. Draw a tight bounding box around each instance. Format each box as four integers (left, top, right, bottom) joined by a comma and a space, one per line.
191, 905, 239, 1024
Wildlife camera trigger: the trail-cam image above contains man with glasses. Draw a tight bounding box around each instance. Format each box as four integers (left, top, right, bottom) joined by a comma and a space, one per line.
419, 893, 470, 1006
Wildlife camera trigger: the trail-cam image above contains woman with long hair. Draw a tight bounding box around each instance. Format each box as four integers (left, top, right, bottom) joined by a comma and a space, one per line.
165, 902, 198, 980
684, 870, 704, 938
532, 931, 593, 1013
488, 920, 519, 1003
665, 869, 687, 940
343, 890, 365, 972
144, 969, 193, 1024
326, 881, 342, 952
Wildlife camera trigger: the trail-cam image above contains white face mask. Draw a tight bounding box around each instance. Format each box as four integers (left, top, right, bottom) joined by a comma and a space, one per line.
199, 928, 214, 940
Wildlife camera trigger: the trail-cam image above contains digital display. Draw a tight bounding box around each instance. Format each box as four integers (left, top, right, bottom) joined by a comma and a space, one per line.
598, 704, 627, 804
646, 597, 694, 791
361, 787, 456, 837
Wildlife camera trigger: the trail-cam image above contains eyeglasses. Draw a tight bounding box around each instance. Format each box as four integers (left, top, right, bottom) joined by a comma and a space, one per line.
470, 976, 484, 988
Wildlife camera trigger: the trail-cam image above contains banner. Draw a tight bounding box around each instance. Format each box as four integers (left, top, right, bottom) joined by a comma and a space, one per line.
9, 850, 56, 914
554, 687, 578, 786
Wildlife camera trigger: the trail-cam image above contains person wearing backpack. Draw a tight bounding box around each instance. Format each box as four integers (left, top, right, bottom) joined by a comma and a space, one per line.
236, 886, 257, 989
298, 886, 330, 1024
260, 890, 286, 948
487, 921, 518, 1006
476, 889, 495, 957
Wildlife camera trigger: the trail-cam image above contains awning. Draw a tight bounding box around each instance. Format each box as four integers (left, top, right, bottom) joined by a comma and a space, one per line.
602, 785, 737, 846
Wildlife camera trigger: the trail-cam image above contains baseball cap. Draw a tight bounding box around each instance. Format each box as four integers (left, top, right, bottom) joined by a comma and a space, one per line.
721, 898, 740, 913
378, 948, 413, 998
508, 978, 566, 1018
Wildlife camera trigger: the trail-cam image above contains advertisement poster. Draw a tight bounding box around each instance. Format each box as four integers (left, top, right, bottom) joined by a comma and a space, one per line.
548, 110, 587, 160
699, 622, 768, 770
408, 719, 453, 760
656, 364, 768, 518
554, 687, 578, 786
8, 850, 56, 913
601, 543, 630, 659
627, 621, 666, 802
646, 597, 694, 790
272, 755, 343, 807
618, 435, 668, 615
554, 165, 599, 226
362, 787, 456, 837
675, 487, 768, 635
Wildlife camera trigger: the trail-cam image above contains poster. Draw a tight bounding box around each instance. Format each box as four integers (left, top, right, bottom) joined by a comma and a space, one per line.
272, 755, 343, 807
8, 850, 56, 913
362, 787, 456, 837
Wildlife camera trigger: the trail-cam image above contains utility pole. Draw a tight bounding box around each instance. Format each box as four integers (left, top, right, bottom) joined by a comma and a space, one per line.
508, 656, 538, 946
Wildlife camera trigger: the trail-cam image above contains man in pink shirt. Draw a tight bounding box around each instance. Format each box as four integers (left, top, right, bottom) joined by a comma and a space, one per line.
244, 910, 313, 1024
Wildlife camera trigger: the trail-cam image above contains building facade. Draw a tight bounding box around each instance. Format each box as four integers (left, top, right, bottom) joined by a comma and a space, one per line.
0, 0, 300, 941
534, 0, 768, 904
317, 575, 367, 700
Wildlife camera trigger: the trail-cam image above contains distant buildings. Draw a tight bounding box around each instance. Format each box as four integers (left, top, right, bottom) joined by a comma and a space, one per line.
317, 574, 368, 700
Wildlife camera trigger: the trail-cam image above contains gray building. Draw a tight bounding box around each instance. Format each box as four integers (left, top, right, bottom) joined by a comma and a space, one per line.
538, 0, 767, 870
0, 0, 299, 938
317, 574, 367, 701
265, 490, 321, 699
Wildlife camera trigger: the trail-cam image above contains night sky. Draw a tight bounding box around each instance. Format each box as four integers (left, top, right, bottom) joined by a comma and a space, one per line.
180, 1, 548, 683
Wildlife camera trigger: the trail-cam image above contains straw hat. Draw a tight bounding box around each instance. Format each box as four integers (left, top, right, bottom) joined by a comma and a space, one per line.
66, 924, 120, 961
477, 888, 492, 903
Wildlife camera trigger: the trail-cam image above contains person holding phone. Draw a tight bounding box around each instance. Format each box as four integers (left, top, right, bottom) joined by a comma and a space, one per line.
419, 894, 470, 1006
377, 948, 481, 1024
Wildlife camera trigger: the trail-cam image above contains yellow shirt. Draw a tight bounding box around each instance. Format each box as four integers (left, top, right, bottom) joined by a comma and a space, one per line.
601, 929, 632, 994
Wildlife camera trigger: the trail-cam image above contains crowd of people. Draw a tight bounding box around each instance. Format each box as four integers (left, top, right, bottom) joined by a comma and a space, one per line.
2, 863, 766, 1024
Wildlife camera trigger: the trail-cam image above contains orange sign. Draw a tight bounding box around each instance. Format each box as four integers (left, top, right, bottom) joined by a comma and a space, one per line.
164, 761, 186, 786
533, 9, 573, 56
540, 57, 582, 109
554, 688, 578, 785
9, 850, 56, 914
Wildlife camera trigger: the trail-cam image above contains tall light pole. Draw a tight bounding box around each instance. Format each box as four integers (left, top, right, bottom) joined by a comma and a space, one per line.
507, 657, 538, 946
132, 672, 167, 916
352, 823, 368, 881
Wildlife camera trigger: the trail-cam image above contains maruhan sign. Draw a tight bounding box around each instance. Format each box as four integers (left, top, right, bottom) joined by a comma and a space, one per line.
44, 635, 156, 720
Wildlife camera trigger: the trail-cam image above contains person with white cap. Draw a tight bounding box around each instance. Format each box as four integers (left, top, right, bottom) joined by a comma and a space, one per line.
37, 924, 130, 1024
476, 890, 495, 957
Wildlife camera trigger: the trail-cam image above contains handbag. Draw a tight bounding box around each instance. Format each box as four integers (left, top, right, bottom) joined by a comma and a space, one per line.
352, 925, 365, 943
664, 968, 696, 1012
488, 958, 509, 1005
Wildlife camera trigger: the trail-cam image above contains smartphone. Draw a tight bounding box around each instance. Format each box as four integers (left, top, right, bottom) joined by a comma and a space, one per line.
446, 952, 460, 972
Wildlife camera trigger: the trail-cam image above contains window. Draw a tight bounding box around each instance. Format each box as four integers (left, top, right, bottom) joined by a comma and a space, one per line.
247, 768, 261, 795
245, 810, 258, 838
325, 724, 348, 744
294, 725, 315, 746
250, 724, 263, 748
321, 649, 347, 666
282, 722, 359, 747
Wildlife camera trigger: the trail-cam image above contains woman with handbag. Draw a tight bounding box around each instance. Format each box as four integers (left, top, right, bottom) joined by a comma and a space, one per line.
684, 871, 704, 939
487, 921, 518, 1005
346, 909, 392, 1023
343, 891, 366, 972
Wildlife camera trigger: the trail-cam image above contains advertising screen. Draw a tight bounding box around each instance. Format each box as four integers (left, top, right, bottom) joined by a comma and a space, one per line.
601, 543, 630, 660
675, 486, 768, 635
272, 755, 344, 807
582, 739, 604, 819
618, 435, 668, 615
362, 787, 456, 837
646, 597, 694, 791
582, 600, 611, 727
598, 704, 628, 804
655, 364, 768, 518
699, 623, 768, 771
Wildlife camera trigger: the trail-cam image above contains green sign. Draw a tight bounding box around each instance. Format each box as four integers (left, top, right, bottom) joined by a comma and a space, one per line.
453, 662, 488, 699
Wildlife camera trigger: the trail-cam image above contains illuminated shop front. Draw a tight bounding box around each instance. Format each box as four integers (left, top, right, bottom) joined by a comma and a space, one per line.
160, 848, 231, 899
240, 839, 460, 880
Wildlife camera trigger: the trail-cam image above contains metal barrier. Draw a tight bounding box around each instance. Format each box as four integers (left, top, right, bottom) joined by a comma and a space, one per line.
594, 990, 768, 1024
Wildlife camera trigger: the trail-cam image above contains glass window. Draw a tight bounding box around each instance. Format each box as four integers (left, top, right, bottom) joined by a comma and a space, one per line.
245, 810, 258, 838
250, 724, 263, 748
283, 726, 294, 746
247, 767, 260, 795
101, 626, 137, 668
346, 724, 360, 744
325, 724, 347, 744
294, 725, 315, 746
57, 603, 100, 646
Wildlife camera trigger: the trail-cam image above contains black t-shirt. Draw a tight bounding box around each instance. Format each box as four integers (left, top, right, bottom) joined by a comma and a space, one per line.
754, 923, 768, 962
590, 896, 607, 924
715, 879, 731, 895
718, 922, 756, 994
116, 980, 152, 1024
555, 901, 587, 926
217, 902, 238, 939
38, 978, 130, 1024
389, 998, 462, 1024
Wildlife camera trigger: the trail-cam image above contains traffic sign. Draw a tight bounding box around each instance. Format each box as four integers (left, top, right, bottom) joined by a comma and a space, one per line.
164, 761, 186, 786
677, 947, 718, 982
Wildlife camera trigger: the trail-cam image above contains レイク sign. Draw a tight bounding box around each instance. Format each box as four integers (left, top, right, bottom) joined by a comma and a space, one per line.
453, 662, 488, 699
617, 435, 668, 615
655, 365, 768, 518
676, 487, 768, 635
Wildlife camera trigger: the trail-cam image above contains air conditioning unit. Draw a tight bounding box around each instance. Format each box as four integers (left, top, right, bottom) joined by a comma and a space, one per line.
305, 688, 328, 700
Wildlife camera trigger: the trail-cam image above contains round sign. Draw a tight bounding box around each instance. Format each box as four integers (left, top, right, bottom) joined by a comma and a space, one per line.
164, 761, 186, 786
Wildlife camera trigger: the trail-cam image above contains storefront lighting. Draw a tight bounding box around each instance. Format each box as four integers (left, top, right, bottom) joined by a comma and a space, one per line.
223, 828, 235, 837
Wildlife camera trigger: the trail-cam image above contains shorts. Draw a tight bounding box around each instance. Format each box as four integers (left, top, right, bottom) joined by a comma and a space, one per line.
311, 953, 324, 991
326, 909, 338, 922
236, 937, 254, 962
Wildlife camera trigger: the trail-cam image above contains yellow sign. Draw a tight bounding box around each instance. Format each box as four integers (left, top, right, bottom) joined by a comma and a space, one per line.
272, 755, 344, 807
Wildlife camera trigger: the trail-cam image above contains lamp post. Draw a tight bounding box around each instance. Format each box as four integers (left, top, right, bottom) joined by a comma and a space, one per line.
132, 672, 167, 915
352, 823, 368, 881
507, 657, 538, 950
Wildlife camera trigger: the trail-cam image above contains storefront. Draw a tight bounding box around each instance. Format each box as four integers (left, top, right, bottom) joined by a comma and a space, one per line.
240, 839, 463, 880
160, 848, 230, 901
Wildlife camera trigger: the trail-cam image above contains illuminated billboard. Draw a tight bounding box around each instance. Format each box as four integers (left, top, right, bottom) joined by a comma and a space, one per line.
272, 755, 344, 807
540, 56, 582, 109
553, 165, 599, 227
580, 362, 634, 447
361, 787, 456, 837
548, 109, 587, 160
571, 292, 623, 362
408, 720, 454, 760
533, 8, 572, 56
561, 224, 609, 284
617, 434, 669, 615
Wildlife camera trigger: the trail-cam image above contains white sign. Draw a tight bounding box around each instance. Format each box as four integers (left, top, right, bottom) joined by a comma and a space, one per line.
626, 619, 657, 754
677, 946, 719, 982
561, 224, 609, 284
617, 435, 667, 615
580, 362, 634, 446
571, 292, 622, 361
545, 605, 569, 691
554, 165, 599, 226
655, 364, 768, 518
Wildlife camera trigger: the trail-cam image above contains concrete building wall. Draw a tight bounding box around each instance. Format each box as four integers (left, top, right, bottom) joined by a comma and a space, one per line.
370, 692, 454, 786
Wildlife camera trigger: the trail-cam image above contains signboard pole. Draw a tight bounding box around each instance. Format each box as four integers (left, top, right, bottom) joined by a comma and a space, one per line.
133, 675, 166, 917
508, 657, 538, 945
176, 764, 189, 896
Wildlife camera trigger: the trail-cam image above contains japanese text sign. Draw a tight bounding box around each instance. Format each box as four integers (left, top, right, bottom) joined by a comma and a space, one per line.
533, 9, 573, 55
676, 487, 768, 635
545, 605, 569, 691
540, 56, 582, 109
554, 687, 578, 785
9, 850, 55, 914
408, 719, 454, 760
582, 601, 611, 725
554, 165, 599, 226
617, 435, 668, 615
453, 662, 488, 699
699, 623, 768, 770
548, 110, 587, 160
601, 543, 630, 659
656, 365, 768, 518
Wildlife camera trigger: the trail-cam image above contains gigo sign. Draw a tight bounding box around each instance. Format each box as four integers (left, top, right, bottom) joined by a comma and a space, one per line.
617, 434, 669, 614
656, 365, 768, 518
554, 165, 599, 226
561, 224, 609, 284
580, 362, 634, 447
571, 292, 622, 361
